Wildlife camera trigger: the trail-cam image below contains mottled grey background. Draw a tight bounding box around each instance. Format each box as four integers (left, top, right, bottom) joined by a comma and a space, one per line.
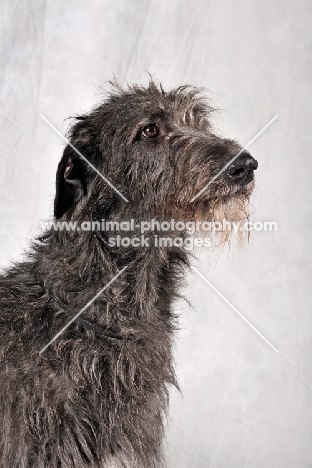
1, 1, 311, 467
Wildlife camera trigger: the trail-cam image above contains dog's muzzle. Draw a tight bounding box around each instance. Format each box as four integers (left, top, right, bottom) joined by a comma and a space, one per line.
225, 152, 258, 185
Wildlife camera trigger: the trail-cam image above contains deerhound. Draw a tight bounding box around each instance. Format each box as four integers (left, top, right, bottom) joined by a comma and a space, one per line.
0, 81, 257, 467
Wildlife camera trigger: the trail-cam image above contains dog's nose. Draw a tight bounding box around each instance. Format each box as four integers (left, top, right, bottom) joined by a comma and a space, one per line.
225, 153, 258, 185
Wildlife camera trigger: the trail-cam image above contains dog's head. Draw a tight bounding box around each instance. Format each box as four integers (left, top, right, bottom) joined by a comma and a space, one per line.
54, 81, 257, 233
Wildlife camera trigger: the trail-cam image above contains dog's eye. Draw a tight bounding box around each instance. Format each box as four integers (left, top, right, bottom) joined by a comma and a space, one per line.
141, 124, 159, 138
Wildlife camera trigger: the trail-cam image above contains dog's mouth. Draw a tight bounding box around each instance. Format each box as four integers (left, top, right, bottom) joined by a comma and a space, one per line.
245, 170, 255, 185
210, 178, 255, 200
232, 176, 255, 193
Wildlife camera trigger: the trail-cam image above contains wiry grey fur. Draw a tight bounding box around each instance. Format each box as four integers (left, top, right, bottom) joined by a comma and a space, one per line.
0, 81, 257, 467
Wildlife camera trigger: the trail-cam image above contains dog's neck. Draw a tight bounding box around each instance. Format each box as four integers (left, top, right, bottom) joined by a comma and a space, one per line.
36, 227, 188, 326
24, 219, 185, 466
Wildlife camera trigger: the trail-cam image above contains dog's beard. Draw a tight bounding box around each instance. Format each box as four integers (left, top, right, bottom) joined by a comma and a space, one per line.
208, 190, 252, 246
190, 181, 253, 247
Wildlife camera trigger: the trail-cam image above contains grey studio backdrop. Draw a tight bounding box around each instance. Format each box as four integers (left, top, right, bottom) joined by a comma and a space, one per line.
1, 1, 311, 467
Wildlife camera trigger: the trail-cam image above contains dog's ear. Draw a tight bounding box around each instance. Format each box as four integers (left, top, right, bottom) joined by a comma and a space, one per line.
54, 122, 97, 219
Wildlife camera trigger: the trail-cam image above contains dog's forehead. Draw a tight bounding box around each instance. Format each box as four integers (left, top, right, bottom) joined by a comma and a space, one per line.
106, 83, 211, 126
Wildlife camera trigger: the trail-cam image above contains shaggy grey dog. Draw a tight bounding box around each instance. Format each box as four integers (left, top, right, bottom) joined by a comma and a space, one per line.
0, 82, 257, 467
